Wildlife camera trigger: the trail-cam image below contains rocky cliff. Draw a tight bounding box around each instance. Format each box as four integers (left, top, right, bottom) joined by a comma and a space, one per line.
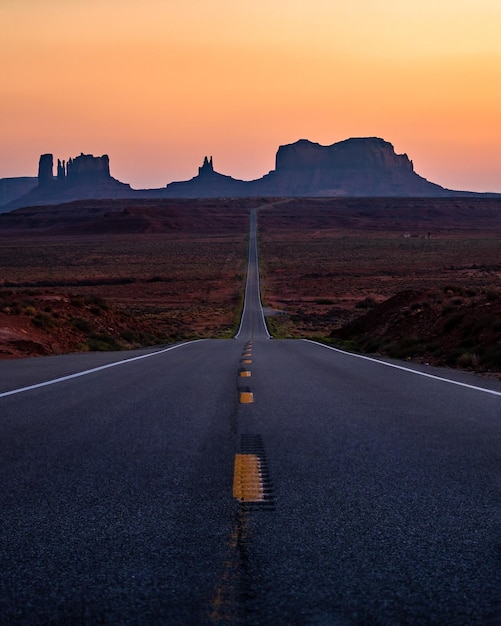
164, 138, 453, 198
64, 153, 111, 182
252, 137, 448, 196
1, 137, 496, 211
38, 154, 54, 187
164, 156, 247, 197
3, 153, 132, 210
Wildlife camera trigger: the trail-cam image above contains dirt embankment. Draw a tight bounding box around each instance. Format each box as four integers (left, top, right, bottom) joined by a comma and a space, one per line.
0, 291, 171, 360
330, 286, 501, 375
259, 198, 501, 376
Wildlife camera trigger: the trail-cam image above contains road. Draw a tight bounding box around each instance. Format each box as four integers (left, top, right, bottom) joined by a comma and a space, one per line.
1, 210, 500, 625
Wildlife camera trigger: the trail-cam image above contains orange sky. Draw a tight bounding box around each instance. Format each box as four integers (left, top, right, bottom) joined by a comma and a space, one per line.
1, 0, 500, 191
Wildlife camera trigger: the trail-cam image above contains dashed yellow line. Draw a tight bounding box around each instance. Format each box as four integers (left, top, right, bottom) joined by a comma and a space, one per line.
232, 454, 265, 502
239, 390, 254, 403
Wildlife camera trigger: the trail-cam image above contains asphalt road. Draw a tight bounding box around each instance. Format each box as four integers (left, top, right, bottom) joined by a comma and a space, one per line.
1, 211, 500, 625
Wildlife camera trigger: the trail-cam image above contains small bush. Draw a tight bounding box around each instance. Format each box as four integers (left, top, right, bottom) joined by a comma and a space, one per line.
443, 314, 463, 333
486, 288, 500, 301
411, 301, 430, 311
481, 345, 501, 369
84, 295, 109, 310
446, 348, 464, 366
386, 337, 426, 359
70, 297, 84, 308
361, 337, 381, 353
70, 318, 94, 333
443, 285, 464, 295
316, 298, 334, 305
87, 333, 122, 351
356, 297, 376, 309
456, 352, 479, 368
31, 312, 56, 331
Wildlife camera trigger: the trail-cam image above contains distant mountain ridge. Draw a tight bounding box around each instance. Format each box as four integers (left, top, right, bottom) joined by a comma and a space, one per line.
0, 177, 37, 206
1, 138, 499, 211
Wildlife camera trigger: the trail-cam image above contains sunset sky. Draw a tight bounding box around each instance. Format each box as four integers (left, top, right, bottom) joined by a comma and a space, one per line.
1, 0, 500, 192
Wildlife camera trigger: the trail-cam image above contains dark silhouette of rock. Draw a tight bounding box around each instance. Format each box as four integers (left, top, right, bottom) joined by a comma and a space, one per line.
0, 177, 37, 208
165, 156, 247, 197
3, 153, 132, 210
57, 159, 65, 180
66, 153, 111, 182
162, 138, 469, 198
250, 138, 448, 196
2, 138, 499, 211
37, 154, 54, 187
198, 156, 214, 176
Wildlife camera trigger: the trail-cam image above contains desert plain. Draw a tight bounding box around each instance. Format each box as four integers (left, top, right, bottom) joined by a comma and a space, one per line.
0, 197, 500, 377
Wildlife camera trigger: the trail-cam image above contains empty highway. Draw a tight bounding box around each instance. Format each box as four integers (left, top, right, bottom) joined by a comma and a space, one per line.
1, 210, 500, 625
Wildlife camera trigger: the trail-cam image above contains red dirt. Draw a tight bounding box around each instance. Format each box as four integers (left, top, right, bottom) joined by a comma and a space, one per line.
1, 197, 500, 377
0, 199, 271, 358
258, 198, 501, 376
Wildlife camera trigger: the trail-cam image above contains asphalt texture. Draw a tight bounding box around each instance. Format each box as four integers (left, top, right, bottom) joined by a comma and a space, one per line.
1, 210, 500, 625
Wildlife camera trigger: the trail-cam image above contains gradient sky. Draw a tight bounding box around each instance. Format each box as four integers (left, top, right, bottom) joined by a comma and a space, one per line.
1, 0, 500, 191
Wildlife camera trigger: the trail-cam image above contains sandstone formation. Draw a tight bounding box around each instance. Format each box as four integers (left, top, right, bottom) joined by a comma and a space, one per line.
37, 154, 54, 187
66, 153, 111, 181
250, 138, 448, 196
163, 138, 456, 198
2, 153, 132, 210
165, 156, 246, 197
2, 137, 498, 211
199, 156, 213, 175
47, 153, 111, 184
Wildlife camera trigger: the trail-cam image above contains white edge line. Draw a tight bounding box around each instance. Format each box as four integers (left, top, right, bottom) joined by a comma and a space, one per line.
0, 340, 206, 399
234, 258, 250, 339
234, 216, 252, 339
254, 233, 271, 340
303, 339, 501, 398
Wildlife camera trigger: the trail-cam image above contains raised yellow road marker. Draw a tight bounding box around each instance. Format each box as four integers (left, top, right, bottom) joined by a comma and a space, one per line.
239, 370, 251, 378
232, 454, 264, 502
242, 359, 252, 364
239, 390, 254, 403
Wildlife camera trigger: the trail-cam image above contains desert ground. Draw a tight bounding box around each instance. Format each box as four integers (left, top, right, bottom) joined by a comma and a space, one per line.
0, 199, 256, 358
0, 197, 500, 376
259, 198, 501, 375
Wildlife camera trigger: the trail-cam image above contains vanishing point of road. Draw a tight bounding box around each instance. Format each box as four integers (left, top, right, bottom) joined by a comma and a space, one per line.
1, 210, 500, 625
